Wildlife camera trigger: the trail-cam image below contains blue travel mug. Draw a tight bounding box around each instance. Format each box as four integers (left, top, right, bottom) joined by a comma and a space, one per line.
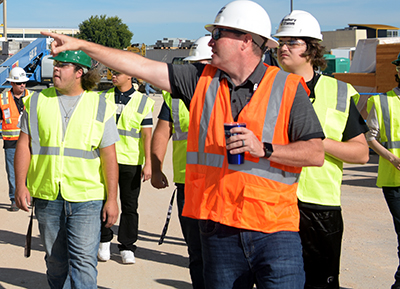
224, 122, 246, 165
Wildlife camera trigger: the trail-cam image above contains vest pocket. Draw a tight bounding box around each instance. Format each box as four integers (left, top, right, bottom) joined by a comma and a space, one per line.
241, 184, 280, 224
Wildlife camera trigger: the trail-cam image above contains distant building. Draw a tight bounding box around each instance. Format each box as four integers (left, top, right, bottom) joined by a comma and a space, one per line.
0, 28, 79, 42
322, 24, 399, 53
153, 37, 195, 49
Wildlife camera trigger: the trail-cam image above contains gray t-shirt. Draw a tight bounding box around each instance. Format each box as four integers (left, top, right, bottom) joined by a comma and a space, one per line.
167, 62, 324, 142
19, 91, 119, 149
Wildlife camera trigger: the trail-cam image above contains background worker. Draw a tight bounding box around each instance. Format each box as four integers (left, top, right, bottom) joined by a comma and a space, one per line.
97, 69, 154, 264
366, 53, 400, 289
14, 50, 119, 288
41, 0, 325, 286
0, 67, 30, 211
274, 10, 369, 289
151, 35, 212, 289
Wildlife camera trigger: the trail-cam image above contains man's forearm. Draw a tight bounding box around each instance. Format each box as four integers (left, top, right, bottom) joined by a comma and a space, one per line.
270, 138, 324, 167
41, 32, 171, 93
151, 119, 173, 172
15, 132, 31, 188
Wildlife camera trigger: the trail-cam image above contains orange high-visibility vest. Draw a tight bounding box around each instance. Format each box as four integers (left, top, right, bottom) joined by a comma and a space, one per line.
0, 89, 29, 140
183, 64, 305, 233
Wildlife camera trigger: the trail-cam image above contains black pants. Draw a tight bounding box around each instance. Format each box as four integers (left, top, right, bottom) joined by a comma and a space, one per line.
176, 184, 205, 289
299, 205, 343, 289
383, 187, 400, 289
101, 164, 141, 252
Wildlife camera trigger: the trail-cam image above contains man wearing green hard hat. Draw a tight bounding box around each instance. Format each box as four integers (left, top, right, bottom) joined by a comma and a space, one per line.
14, 50, 120, 288
366, 51, 400, 289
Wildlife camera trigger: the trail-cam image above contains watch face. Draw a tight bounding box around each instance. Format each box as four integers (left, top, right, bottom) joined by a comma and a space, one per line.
263, 142, 273, 158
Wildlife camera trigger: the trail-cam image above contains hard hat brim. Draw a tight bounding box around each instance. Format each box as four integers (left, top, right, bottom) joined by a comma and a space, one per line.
6, 77, 30, 83
205, 24, 278, 49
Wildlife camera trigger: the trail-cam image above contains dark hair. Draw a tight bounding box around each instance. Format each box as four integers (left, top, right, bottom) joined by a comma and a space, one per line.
74, 65, 101, 91
301, 37, 327, 71
395, 73, 400, 88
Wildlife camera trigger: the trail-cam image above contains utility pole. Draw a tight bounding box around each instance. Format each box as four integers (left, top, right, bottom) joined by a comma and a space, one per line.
0, 0, 6, 41
290, 0, 293, 12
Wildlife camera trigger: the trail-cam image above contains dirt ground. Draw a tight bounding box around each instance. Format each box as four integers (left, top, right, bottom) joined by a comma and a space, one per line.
0, 93, 398, 288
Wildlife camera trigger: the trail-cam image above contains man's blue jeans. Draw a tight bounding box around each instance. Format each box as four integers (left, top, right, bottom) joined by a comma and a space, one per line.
199, 220, 305, 289
4, 148, 16, 201
383, 187, 400, 289
35, 194, 103, 289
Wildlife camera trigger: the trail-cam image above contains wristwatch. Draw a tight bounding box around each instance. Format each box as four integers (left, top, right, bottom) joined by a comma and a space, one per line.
263, 142, 273, 158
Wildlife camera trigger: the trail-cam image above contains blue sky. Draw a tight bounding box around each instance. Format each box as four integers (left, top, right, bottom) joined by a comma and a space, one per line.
3, 0, 399, 45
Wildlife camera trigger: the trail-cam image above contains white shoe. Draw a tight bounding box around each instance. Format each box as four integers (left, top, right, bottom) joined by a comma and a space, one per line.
98, 242, 110, 261
121, 250, 135, 264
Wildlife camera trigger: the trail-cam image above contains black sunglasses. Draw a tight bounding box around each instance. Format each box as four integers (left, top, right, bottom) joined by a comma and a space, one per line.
211, 27, 245, 41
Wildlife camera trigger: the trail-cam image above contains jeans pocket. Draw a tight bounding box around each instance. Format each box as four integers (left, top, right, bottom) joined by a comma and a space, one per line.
199, 220, 219, 236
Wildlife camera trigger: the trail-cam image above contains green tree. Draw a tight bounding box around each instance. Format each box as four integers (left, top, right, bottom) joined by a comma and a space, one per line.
76, 15, 133, 49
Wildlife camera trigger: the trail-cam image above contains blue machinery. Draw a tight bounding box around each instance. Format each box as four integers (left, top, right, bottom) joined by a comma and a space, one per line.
0, 38, 51, 88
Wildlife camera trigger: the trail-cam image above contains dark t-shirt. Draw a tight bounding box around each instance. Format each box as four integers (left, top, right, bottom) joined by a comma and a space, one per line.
167, 61, 325, 142
1, 90, 26, 149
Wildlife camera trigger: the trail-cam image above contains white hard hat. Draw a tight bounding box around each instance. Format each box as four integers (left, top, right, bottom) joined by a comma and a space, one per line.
184, 36, 212, 62
273, 10, 323, 41
6, 67, 29, 83
205, 0, 278, 49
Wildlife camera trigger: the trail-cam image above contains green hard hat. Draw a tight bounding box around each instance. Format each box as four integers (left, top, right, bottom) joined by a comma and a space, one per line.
392, 52, 400, 66
50, 50, 92, 68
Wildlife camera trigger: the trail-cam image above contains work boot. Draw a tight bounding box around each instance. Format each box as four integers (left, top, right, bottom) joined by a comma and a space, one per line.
98, 242, 111, 261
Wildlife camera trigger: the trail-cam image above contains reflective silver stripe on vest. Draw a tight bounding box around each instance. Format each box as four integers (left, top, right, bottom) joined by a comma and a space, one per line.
2, 130, 20, 136
118, 128, 141, 138
30, 91, 101, 159
137, 94, 147, 114
96, 92, 107, 122
336, 80, 348, 112
2, 92, 8, 105
171, 99, 188, 141
261, 71, 287, 142
186, 70, 224, 168
188, 68, 300, 185
64, 147, 100, 159
379, 93, 400, 149
187, 151, 224, 168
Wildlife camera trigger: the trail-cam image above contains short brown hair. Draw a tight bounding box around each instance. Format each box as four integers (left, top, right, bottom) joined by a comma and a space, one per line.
74, 65, 101, 91
300, 37, 327, 71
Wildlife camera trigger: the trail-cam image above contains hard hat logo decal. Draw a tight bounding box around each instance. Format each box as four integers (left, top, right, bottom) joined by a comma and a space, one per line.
281, 18, 296, 26
216, 6, 226, 16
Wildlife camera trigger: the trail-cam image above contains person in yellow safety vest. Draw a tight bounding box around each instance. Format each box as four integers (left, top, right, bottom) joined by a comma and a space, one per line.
151, 35, 212, 289
41, 1, 326, 286
0, 67, 30, 211
274, 10, 370, 289
97, 69, 154, 264
366, 53, 400, 289
14, 50, 119, 289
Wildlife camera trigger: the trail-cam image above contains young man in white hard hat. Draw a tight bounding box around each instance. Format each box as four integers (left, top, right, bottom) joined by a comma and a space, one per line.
151, 35, 212, 289
274, 10, 369, 289
41, 1, 326, 287
0, 67, 30, 211
97, 70, 154, 264
14, 50, 119, 288
366, 53, 400, 289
